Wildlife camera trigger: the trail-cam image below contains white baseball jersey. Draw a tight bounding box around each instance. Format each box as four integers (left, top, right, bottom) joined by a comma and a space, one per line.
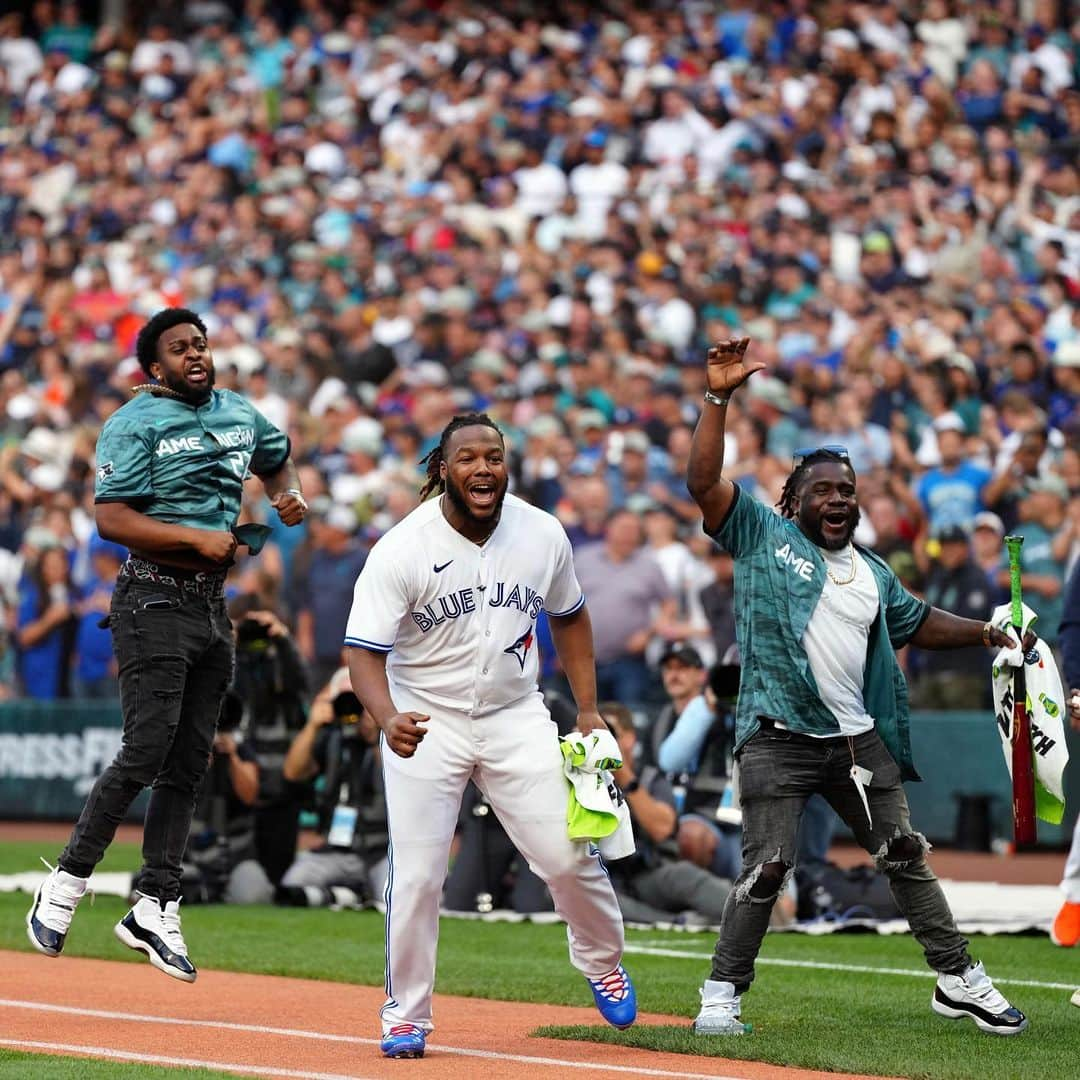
344, 493, 583, 713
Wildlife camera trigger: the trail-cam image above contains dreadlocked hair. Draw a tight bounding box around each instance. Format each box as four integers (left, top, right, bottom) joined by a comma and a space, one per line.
418, 412, 505, 501
776, 449, 853, 519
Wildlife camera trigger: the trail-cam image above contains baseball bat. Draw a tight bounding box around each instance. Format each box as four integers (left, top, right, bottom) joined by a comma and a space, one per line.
1004, 535, 1036, 848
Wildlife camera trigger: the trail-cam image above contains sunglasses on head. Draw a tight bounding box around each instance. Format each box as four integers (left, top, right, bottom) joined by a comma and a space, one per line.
792, 445, 850, 468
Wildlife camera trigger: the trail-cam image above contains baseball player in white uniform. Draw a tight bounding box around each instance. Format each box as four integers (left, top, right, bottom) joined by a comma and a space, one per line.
345, 413, 636, 1060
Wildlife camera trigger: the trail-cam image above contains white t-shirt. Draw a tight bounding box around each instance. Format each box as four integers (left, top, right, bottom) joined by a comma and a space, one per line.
568, 160, 629, 238
800, 546, 879, 736
345, 493, 583, 714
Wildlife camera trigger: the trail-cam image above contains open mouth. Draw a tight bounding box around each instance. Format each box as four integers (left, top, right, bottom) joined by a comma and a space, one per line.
468, 482, 497, 510
186, 364, 208, 385
822, 511, 849, 536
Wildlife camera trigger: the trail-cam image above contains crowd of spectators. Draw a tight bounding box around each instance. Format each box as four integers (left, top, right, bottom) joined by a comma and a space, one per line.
1, 0, 1078, 707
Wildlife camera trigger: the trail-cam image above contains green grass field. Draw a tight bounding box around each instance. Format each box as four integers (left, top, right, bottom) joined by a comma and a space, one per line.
2, 839, 1076, 1079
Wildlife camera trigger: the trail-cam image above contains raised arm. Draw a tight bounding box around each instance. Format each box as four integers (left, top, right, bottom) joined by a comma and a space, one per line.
686, 338, 764, 533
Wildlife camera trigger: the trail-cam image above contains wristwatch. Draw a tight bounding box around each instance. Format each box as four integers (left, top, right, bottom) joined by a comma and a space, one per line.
703, 390, 730, 407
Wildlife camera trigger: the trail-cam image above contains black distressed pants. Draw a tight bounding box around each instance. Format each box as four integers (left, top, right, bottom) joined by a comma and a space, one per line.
710, 725, 971, 991
60, 577, 234, 900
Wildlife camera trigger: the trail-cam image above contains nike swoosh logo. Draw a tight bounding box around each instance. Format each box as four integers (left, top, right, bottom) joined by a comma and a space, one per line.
433, 560, 453, 573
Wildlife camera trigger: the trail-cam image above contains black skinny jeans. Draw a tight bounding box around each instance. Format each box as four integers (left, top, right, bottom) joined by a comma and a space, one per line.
61, 576, 234, 900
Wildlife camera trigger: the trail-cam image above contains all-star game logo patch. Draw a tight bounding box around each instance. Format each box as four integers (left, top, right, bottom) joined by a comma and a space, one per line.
503, 626, 534, 671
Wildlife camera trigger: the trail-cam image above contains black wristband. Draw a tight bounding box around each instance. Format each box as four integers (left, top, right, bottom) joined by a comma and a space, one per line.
622, 777, 641, 795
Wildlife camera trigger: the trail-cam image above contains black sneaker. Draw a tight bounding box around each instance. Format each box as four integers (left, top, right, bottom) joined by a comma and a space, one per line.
26, 860, 89, 957
114, 894, 197, 983
932, 961, 1027, 1035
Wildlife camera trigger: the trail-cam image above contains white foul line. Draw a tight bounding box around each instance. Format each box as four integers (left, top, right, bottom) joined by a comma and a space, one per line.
624, 944, 1078, 991
0, 1000, 746, 1080
0, 1039, 369, 1080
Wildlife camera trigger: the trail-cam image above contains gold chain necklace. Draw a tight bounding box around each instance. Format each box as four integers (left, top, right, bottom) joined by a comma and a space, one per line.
826, 544, 857, 586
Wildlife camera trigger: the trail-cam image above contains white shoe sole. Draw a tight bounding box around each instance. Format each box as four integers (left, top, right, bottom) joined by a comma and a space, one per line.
114, 920, 197, 983
931, 997, 1028, 1035
25, 882, 62, 958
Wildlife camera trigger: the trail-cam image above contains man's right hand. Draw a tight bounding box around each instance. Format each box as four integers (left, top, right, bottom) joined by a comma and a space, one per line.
191, 530, 239, 565
1069, 688, 1080, 731
705, 337, 764, 395
382, 711, 430, 758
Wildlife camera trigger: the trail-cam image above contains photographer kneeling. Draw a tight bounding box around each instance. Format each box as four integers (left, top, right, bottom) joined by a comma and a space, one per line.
180, 691, 275, 905
277, 667, 388, 908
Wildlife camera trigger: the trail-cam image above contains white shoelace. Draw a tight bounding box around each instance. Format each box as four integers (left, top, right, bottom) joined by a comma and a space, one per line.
36, 858, 92, 932
160, 904, 189, 956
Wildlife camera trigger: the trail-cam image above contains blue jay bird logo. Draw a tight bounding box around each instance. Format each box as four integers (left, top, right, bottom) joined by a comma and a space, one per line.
503, 626, 535, 671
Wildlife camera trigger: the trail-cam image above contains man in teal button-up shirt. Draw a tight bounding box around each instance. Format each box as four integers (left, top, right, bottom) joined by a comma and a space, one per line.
684, 338, 1029, 1038
28, 309, 307, 984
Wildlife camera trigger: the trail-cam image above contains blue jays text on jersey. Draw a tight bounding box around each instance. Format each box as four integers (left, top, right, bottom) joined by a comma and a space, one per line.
410, 581, 546, 633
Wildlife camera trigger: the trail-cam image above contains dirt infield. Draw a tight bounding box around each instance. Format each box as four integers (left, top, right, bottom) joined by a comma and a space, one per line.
1, 951, 894, 1080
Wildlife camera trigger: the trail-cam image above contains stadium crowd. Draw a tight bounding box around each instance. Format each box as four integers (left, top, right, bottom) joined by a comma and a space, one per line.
0, 0, 1078, 711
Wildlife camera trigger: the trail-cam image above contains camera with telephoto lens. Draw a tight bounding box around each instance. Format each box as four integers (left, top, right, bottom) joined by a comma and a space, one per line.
332, 689, 364, 737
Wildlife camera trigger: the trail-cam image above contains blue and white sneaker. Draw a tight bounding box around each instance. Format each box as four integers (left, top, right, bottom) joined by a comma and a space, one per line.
932, 962, 1028, 1035
380, 1024, 426, 1058
114, 894, 197, 983
587, 964, 637, 1029
26, 860, 89, 957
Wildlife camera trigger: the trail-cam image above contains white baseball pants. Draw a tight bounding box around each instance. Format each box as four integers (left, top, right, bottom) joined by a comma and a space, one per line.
378, 687, 625, 1035
1063, 813, 1080, 903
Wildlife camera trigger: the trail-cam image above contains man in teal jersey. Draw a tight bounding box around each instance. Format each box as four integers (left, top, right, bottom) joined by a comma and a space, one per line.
685, 338, 1029, 1037
27, 308, 307, 983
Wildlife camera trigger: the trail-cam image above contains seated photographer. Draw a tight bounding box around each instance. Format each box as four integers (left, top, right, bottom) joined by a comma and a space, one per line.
442, 782, 554, 915
180, 691, 275, 905
277, 667, 388, 908
651, 646, 742, 882
442, 689, 580, 916
231, 601, 311, 887
602, 703, 731, 926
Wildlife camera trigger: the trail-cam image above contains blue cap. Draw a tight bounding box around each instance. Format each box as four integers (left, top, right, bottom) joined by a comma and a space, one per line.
88, 535, 127, 563
584, 130, 607, 148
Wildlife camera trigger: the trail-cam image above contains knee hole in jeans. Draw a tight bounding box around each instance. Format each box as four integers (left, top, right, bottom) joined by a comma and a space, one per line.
735, 858, 790, 903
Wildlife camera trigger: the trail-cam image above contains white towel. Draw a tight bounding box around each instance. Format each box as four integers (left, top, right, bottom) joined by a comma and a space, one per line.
559, 729, 636, 860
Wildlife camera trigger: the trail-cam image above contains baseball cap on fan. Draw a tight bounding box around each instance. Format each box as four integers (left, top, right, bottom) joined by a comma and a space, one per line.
659, 642, 704, 668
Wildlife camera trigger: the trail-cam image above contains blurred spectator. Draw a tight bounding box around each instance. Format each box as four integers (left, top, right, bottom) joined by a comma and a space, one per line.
602, 701, 731, 927
230, 601, 310, 887
16, 543, 75, 699
278, 667, 387, 909
72, 536, 124, 698
290, 503, 368, 691
652, 644, 741, 883
910, 526, 993, 710
573, 510, 676, 704
996, 476, 1069, 646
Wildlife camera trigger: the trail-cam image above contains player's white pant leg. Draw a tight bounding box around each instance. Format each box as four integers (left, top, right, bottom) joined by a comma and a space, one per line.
475, 694, 624, 978
1063, 814, 1080, 903
380, 689, 474, 1035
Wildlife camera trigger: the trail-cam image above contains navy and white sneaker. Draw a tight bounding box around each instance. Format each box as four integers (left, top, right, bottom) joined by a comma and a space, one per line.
587, 964, 637, 1029
932, 961, 1028, 1035
380, 1024, 426, 1058
26, 860, 89, 957
114, 894, 197, 983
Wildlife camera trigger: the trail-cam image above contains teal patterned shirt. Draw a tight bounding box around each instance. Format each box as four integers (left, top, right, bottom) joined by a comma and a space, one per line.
711, 486, 931, 780
94, 388, 290, 532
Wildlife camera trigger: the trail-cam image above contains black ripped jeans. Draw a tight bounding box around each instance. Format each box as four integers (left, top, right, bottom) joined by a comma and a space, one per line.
710, 725, 971, 991
60, 577, 234, 900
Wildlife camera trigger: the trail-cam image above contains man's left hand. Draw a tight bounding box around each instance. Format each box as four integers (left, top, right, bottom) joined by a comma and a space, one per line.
1069, 688, 1080, 731
576, 708, 608, 735
271, 490, 307, 527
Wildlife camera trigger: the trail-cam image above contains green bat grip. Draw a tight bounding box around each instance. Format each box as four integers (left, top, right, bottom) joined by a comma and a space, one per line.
1004, 535, 1024, 629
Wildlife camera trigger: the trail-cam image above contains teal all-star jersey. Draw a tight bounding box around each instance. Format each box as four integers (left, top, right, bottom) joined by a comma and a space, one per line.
94, 387, 290, 531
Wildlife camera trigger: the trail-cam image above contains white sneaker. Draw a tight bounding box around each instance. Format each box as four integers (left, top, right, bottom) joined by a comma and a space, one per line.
693, 979, 751, 1035
114, 894, 197, 983
932, 961, 1027, 1035
26, 860, 89, 957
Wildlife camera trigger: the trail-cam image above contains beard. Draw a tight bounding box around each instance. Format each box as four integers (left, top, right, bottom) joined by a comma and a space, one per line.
161, 365, 215, 403
443, 469, 508, 528
799, 504, 861, 550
